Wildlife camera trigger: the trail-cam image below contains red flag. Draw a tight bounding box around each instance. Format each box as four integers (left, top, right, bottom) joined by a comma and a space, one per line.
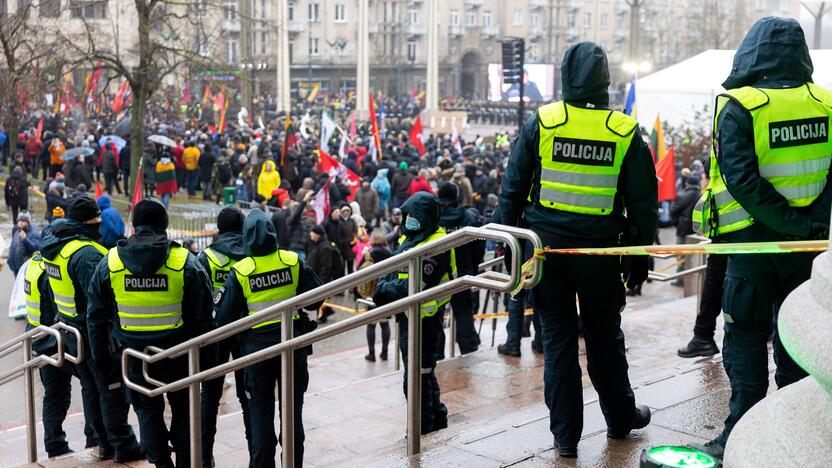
281, 115, 293, 167
95, 180, 103, 199
409, 115, 426, 156
655, 146, 676, 202
36, 117, 44, 141
318, 149, 361, 201
367, 92, 383, 160
131, 164, 143, 212
218, 99, 230, 134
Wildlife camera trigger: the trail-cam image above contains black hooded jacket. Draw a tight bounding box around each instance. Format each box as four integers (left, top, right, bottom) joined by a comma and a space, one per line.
215, 209, 322, 341
498, 42, 658, 247
198, 231, 247, 275
86, 225, 215, 376
716, 17, 832, 241
373, 193, 454, 306
439, 203, 485, 276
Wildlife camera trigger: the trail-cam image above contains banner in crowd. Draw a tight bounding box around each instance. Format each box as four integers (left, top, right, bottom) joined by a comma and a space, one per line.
318, 149, 361, 201
656, 146, 676, 202
368, 92, 383, 161
311, 178, 331, 224
409, 115, 426, 156
321, 111, 336, 150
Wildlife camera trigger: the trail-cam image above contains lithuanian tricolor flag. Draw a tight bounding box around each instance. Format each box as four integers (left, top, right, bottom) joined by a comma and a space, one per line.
650, 115, 667, 160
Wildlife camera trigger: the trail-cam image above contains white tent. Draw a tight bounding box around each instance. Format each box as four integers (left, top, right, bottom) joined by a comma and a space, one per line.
634, 49, 832, 131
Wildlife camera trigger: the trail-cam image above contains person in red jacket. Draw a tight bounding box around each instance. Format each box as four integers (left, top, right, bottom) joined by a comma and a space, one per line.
24, 135, 42, 175
407, 169, 433, 196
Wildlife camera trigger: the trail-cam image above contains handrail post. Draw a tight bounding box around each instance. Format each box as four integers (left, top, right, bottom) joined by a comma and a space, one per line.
449, 310, 456, 358
23, 336, 37, 463
406, 256, 423, 456
188, 346, 201, 468
394, 321, 401, 371
281, 308, 295, 468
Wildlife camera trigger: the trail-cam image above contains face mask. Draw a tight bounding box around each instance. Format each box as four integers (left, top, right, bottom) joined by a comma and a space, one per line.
404, 216, 421, 231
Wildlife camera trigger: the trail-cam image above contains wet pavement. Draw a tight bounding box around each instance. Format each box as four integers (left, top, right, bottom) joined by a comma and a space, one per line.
0, 283, 771, 467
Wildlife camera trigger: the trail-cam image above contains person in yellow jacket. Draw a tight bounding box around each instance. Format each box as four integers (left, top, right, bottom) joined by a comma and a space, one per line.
182, 141, 201, 197
256, 159, 282, 201
373, 192, 456, 435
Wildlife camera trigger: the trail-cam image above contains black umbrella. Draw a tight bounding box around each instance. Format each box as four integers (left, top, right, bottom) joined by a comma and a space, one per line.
113, 113, 132, 137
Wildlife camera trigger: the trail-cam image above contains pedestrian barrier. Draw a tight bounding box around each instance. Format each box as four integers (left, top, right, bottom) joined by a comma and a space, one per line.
0, 322, 83, 463
120, 223, 543, 468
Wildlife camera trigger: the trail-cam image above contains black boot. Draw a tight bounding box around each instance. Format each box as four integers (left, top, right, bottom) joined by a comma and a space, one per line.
497, 344, 521, 357
677, 336, 719, 358
607, 404, 651, 439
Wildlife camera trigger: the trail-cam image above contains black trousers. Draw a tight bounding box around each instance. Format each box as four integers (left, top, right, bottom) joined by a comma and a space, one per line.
65, 330, 141, 458
241, 336, 308, 468
124, 351, 190, 467
39, 362, 101, 455
533, 251, 637, 448
693, 254, 728, 340
443, 290, 481, 354
398, 310, 448, 434
200, 340, 253, 467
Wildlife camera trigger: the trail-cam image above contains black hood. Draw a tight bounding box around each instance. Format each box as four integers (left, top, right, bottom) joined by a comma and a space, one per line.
39, 219, 101, 261
561, 42, 610, 106
117, 226, 170, 276
208, 232, 247, 260
399, 192, 441, 249
440, 205, 475, 229
723, 17, 813, 89
243, 209, 279, 257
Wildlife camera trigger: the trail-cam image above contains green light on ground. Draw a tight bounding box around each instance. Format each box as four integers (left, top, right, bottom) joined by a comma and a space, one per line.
644, 446, 718, 467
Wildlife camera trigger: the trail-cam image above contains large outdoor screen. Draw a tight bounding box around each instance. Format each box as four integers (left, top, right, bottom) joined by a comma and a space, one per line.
487, 63, 555, 102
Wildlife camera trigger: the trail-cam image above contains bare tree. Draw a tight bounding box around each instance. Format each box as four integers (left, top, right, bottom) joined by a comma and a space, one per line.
0, 0, 67, 156
62, 0, 228, 180
803, 1, 832, 49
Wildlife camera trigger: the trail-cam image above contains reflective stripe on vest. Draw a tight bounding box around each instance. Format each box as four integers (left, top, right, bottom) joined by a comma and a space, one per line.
108, 246, 188, 332
534, 102, 636, 215
397, 228, 458, 317
700, 84, 832, 238
24, 258, 45, 327
204, 247, 237, 291
44, 239, 108, 319
233, 250, 301, 329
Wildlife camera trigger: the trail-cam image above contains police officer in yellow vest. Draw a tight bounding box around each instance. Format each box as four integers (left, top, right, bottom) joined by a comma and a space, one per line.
24, 245, 102, 457
38, 196, 144, 462
687, 18, 832, 460
214, 209, 322, 468
87, 199, 215, 468
499, 43, 657, 458
198, 206, 254, 467
373, 192, 456, 435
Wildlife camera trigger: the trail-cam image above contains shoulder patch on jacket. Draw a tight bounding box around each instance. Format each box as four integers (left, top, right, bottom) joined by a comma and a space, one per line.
166, 247, 190, 271
606, 111, 638, 137
232, 257, 256, 276
808, 83, 832, 109
538, 102, 567, 129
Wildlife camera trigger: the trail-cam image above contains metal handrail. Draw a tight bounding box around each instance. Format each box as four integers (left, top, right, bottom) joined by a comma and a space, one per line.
120, 223, 543, 468
0, 322, 83, 463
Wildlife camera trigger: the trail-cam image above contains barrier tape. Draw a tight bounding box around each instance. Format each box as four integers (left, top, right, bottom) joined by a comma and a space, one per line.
166, 229, 218, 237
514, 240, 829, 297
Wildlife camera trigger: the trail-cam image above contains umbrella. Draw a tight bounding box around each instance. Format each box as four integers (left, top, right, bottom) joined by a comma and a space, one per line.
99, 135, 126, 153
148, 134, 176, 148
113, 114, 131, 137
61, 147, 95, 161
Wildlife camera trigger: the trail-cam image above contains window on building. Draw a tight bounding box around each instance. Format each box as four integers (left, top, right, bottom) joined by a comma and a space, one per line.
450, 9, 459, 26
225, 1, 237, 20
227, 39, 238, 64
288, 1, 294, 20
407, 41, 418, 62
309, 37, 319, 56
308, 2, 319, 22
0, 0, 6, 18
40, 0, 61, 18
583, 12, 591, 28
335, 4, 346, 22
199, 41, 210, 57
466, 11, 476, 26
483, 10, 492, 27
600, 12, 607, 27
513, 9, 522, 26
531, 12, 539, 27
70, 0, 108, 19
288, 40, 294, 62
408, 9, 418, 24
252, 30, 257, 57
567, 12, 575, 28
261, 31, 267, 55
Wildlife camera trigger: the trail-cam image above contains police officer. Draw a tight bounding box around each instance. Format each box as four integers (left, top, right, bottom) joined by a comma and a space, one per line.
499, 43, 656, 458
24, 239, 102, 457
199, 206, 254, 467
87, 199, 215, 467
436, 182, 483, 356
39, 195, 144, 462
374, 192, 456, 435
688, 18, 832, 459
214, 209, 322, 468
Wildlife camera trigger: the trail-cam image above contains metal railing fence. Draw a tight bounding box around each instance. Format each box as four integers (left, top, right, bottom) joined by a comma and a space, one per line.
121, 223, 543, 468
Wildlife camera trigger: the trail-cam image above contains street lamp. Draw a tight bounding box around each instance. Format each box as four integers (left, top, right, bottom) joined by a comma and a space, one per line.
622, 61, 652, 74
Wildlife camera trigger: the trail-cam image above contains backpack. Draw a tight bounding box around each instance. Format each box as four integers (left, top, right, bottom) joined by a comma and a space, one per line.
7, 176, 23, 201
356, 256, 377, 299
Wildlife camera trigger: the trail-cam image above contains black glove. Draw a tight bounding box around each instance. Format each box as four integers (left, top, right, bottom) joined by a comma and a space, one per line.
808, 223, 829, 240
623, 256, 649, 290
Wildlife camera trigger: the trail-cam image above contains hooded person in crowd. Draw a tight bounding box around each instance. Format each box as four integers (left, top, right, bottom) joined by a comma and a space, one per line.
97, 195, 125, 249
